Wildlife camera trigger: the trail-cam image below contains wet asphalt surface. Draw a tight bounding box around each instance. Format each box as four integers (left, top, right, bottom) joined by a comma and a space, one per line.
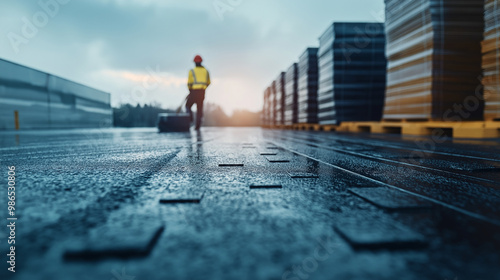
0, 127, 500, 280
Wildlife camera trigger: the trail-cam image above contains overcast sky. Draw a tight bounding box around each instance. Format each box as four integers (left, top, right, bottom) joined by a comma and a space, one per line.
0, 0, 385, 113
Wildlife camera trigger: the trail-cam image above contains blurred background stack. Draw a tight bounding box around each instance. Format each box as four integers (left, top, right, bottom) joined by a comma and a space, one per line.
261, 0, 500, 138
383, 0, 485, 121
274, 72, 286, 125
285, 63, 298, 126
262, 87, 271, 126
298, 48, 320, 124
270, 81, 276, 126
483, 0, 500, 121
317, 22, 387, 125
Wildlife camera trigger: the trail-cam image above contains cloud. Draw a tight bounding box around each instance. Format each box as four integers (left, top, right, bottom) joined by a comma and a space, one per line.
104, 69, 186, 87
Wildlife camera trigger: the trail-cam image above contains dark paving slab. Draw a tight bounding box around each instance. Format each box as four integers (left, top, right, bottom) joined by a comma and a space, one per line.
159, 198, 203, 204
260, 152, 278, 155
266, 157, 291, 163
349, 187, 433, 210
249, 184, 283, 189
334, 215, 427, 250
63, 219, 164, 261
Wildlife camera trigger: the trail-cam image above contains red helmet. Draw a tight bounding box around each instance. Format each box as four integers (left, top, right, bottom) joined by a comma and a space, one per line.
193, 55, 203, 63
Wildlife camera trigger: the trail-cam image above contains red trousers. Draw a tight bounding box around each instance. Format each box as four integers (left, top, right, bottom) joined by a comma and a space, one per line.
185, 89, 205, 128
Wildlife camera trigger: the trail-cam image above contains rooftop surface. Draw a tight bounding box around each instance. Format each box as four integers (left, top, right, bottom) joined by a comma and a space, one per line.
1, 127, 499, 280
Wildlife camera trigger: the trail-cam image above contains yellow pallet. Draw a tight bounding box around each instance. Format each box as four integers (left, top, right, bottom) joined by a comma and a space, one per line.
317, 124, 339, 132
340, 121, 500, 139
262, 125, 294, 130
293, 123, 315, 131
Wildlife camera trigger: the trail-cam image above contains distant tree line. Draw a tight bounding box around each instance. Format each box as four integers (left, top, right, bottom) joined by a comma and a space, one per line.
113, 103, 262, 127
113, 103, 173, 127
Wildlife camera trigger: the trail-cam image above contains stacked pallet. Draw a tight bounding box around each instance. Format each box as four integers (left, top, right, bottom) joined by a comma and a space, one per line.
285, 63, 298, 125
483, 0, 500, 120
384, 0, 484, 121
274, 72, 286, 125
270, 81, 276, 125
298, 48, 319, 124
318, 22, 387, 125
262, 86, 271, 126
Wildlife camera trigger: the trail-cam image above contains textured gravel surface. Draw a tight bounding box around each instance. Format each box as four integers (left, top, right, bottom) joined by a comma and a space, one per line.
0, 127, 499, 280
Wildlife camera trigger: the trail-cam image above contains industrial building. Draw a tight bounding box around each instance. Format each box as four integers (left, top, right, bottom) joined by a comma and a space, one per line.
0, 58, 112, 130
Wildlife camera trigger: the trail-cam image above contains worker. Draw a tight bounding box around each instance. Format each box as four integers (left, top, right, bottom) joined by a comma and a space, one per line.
186, 55, 211, 130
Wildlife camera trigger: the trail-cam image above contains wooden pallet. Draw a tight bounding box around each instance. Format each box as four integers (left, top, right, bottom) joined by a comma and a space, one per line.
291, 124, 340, 131
340, 121, 500, 139
262, 125, 294, 130
293, 123, 315, 131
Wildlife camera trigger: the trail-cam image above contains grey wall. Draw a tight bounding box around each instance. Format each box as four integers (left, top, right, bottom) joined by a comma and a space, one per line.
0, 59, 111, 130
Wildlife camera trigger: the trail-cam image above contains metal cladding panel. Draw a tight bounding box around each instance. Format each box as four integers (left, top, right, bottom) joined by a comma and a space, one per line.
48, 75, 110, 104
298, 48, 319, 124
383, 0, 485, 121
48, 93, 112, 129
318, 22, 387, 125
0, 86, 50, 130
0, 58, 112, 130
274, 72, 286, 125
284, 63, 298, 125
0, 59, 48, 88
483, 0, 500, 120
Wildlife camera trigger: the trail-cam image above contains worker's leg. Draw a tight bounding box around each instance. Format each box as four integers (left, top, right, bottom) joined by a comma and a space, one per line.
185, 92, 195, 123
195, 91, 205, 129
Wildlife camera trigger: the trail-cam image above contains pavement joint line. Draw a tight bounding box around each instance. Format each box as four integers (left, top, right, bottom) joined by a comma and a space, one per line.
270, 141, 500, 227
266, 158, 290, 163
249, 184, 283, 189
218, 163, 244, 167
159, 198, 202, 204
159, 191, 206, 204
276, 134, 500, 186
260, 152, 278, 156
470, 167, 500, 173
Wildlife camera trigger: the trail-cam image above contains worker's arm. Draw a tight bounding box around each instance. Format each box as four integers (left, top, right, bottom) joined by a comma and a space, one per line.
187, 70, 194, 90
206, 71, 211, 87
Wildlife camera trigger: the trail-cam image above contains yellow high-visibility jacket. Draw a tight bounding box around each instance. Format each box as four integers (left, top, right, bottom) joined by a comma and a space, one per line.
188, 66, 211, 90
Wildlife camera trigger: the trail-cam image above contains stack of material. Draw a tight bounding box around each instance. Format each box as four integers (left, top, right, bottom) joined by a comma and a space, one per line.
483, 0, 500, 120
298, 48, 319, 124
262, 87, 271, 126
318, 22, 387, 125
270, 81, 276, 125
284, 63, 298, 125
384, 0, 484, 121
274, 72, 286, 125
